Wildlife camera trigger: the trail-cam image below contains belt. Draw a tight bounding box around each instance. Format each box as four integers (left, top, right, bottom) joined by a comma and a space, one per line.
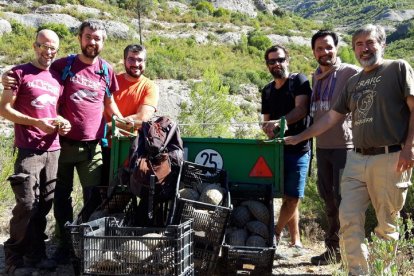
354, 144, 402, 156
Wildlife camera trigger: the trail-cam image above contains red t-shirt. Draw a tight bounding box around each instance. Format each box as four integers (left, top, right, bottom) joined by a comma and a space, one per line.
112, 73, 158, 117
51, 56, 119, 141
12, 63, 63, 151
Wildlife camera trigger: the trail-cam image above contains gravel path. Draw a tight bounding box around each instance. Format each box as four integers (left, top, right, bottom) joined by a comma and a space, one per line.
0, 199, 338, 275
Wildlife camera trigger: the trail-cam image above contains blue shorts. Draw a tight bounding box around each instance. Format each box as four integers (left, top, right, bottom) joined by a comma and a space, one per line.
284, 151, 310, 198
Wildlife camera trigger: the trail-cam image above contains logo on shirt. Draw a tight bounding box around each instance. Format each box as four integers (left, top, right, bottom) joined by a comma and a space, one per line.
70, 75, 101, 90
353, 75, 381, 126
31, 94, 57, 109
28, 79, 60, 95
70, 89, 98, 102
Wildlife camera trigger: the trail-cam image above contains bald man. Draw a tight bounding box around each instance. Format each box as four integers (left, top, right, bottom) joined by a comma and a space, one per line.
0, 29, 70, 274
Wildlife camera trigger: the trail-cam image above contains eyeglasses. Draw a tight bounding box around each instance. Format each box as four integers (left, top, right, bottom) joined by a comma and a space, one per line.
36, 43, 58, 53
266, 57, 286, 65
127, 57, 145, 64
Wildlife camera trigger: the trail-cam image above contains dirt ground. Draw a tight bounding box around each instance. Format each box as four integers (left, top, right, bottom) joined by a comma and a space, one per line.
0, 200, 338, 276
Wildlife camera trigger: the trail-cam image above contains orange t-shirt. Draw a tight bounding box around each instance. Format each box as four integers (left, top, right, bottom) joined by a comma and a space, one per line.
113, 73, 159, 117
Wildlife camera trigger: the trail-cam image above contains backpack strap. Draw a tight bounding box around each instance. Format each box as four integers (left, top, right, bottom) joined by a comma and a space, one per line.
61, 54, 76, 81
288, 73, 299, 96
95, 58, 111, 98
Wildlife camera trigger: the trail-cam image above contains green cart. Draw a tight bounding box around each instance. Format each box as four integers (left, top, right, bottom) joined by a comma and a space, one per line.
109, 117, 285, 198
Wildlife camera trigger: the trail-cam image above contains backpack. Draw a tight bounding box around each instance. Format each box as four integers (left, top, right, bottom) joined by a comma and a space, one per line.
128, 116, 184, 225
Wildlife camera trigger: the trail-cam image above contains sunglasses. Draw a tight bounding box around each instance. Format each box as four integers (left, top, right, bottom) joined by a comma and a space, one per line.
266, 57, 286, 65
36, 43, 58, 53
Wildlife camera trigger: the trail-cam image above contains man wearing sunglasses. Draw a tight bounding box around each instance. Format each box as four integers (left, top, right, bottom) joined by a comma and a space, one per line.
261, 45, 312, 251
309, 30, 360, 266
0, 29, 71, 275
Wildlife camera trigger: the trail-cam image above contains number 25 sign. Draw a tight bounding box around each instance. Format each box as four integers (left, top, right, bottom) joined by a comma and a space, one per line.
194, 149, 223, 170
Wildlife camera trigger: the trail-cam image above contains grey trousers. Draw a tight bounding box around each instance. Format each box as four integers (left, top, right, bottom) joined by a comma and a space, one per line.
4, 148, 59, 266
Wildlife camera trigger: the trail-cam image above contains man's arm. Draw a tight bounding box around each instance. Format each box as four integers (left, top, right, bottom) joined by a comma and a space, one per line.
397, 95, 414, 172
124, 104, 156, 129
1, 70, 17, 90
285, 94, 308, 124
284, 109, 345, 145
104, 95, 123, 119
0, 89, 56, 134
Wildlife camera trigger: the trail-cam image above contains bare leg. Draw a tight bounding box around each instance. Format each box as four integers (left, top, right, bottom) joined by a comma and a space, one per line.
287, 201, 301, 246
275, 195, 300, 245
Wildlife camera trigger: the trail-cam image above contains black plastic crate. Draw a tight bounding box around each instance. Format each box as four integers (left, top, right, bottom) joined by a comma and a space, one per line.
74, 218, 193, 275
67, 197, 137, 259
172, 161, 231, 274
221, 182, 276, 275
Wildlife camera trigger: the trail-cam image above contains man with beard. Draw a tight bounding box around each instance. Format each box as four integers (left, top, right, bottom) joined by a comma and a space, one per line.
309, 30, 360, 265
101, 44, 159, 185
0, 29, 71, 274
47, 20, 123, 263
285, 24, 414, 275
261, 45, 312, 250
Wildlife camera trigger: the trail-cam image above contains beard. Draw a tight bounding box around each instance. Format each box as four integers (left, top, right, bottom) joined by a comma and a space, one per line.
125, 65, 143, 78
81, 44, 101, 59
357, 49, 382, 68
270, 67, 288, 79
317, 55, 335, 66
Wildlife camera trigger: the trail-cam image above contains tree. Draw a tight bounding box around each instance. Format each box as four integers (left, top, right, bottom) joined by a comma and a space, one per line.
179, 69, 240, 138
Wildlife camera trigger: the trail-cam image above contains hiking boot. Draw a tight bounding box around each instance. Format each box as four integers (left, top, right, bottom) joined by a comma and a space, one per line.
311, 249, 341, 265
51, 246, 72, 265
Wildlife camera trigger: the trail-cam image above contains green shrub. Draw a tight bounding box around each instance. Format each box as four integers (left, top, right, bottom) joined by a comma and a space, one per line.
247, 30, 272, 51
37, 23, 72, 38
195, 1, 214, 15
213, 7, 230, 18
179, 69, 240, 138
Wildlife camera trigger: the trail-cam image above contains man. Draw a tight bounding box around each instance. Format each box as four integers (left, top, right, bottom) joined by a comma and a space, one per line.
309, 30, 360, 265
285, 24, 414, 275
49, 20, 123, 263
0, 29, 71, 274
261, 45, 312, 249
102, 44, 159, 184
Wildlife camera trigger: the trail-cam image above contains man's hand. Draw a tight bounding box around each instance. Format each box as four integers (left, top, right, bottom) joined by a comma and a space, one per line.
284, 135, 302, 145
1, 70, 17, 90
52, 117, 71, 136
262, 120, 280, 139
35, 118, 57, 134
397, 145, 414, 172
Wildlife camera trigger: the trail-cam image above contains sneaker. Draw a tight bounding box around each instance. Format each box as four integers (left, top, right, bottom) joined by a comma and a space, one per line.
311, 249, 341, 265
290, 244, 308, 257
51, 246, 72, 265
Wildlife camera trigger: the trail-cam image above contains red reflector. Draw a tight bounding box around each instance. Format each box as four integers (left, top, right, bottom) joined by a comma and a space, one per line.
249, 156, 273, 177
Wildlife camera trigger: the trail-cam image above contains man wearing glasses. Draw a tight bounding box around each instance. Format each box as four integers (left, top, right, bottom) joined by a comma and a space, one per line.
261, 45, 312, 251
285, 24, 414, 275
102, 44, 159, 185
0, 29, 71, 274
